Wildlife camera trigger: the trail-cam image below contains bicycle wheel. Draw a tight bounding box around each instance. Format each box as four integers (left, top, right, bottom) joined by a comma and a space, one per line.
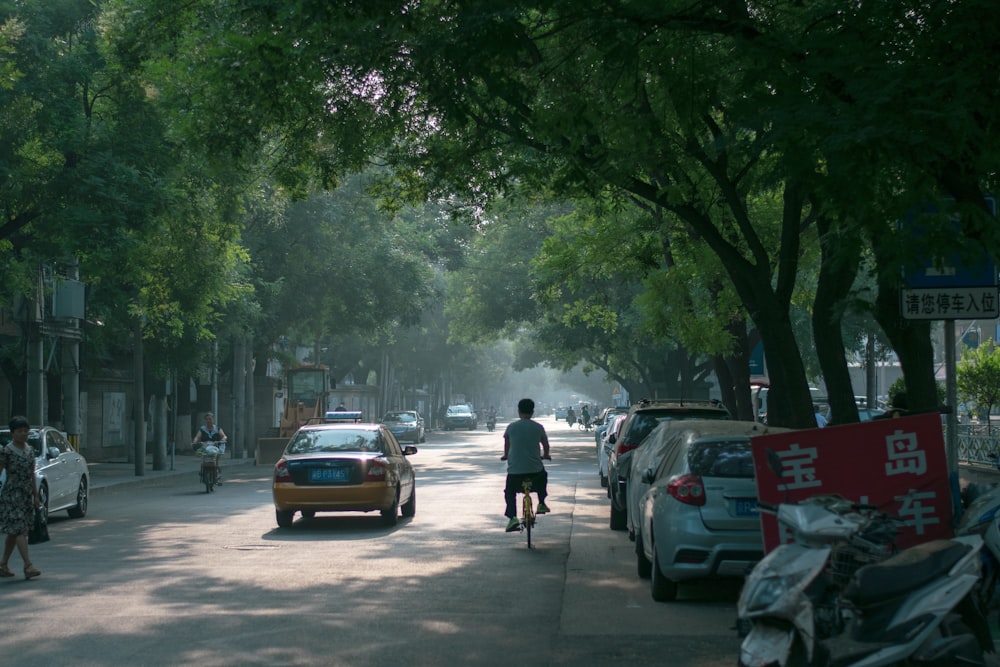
523, 493, 534, 549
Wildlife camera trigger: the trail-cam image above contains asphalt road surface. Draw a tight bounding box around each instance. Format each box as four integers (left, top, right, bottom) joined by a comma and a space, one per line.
1, 416, 742, 666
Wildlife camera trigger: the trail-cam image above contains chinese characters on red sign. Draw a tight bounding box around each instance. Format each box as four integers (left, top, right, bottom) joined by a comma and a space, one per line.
751, 413, 952, 553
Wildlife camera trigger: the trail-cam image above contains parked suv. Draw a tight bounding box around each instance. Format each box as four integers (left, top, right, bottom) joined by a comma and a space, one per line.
607, 399, 730, 530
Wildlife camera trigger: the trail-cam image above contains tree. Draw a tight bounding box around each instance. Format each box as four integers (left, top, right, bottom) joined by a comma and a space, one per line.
958, 343, 1000, 435
103, 0, 1000, 427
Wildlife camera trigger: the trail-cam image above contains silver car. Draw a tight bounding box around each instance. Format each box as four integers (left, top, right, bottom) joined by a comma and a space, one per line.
635, 420, 788, 602
598, 413, 627, 489
0, 426, 90, 524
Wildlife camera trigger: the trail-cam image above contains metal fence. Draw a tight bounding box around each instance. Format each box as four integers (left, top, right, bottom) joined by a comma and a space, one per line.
958, 424, 1000, 467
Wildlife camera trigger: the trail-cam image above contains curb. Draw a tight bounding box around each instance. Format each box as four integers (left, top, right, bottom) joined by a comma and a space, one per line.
88, 456, 258, 495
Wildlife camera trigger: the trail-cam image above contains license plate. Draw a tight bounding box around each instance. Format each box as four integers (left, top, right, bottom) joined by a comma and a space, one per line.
309, 467, 350, 483
734, 499, 758, 516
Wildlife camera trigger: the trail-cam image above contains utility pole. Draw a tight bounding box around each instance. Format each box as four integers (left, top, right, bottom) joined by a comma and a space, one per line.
57, 259, 84, 450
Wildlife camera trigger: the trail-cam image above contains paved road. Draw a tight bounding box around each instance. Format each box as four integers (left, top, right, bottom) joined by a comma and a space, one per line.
3, 417, 745, 666
12, 417, 997, 666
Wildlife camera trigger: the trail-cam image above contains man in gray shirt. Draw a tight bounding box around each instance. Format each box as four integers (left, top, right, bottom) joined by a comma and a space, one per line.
500, 398, 551, 532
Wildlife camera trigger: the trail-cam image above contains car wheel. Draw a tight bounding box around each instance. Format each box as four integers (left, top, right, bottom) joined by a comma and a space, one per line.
301, 511, 316, 519
401, 486, 416, 518
420, 433, 426, 443
275, 509, 295, 528
381, 488, 400, 526
636, 531, 652, 579
610, 501, 627, 531
67, 477, 88, 518
600, 473, 608, 488
651, 542, 679, 602
38, 483, 49, 526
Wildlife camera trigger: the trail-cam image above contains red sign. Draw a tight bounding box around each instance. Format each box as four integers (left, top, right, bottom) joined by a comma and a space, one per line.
751, 413, 953, 553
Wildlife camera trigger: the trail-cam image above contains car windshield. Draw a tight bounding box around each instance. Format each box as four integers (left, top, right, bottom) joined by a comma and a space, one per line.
0, 430, 44, 457
286, 429, 383, 455
687, 439, 755, 478
448, 407, 470, 415
383, 413, 416, 423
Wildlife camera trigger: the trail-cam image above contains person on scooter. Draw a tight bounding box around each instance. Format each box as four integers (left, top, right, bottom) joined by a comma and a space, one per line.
486, 406, 497, 432
192, 412, 227, 483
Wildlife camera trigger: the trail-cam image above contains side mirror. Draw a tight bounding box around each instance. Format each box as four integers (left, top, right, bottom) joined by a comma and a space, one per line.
641, 467, 655, 484
47, 447, 61, 459
403, 445, 418, 456
766, 449, 785, 479
608, 434, 617, 445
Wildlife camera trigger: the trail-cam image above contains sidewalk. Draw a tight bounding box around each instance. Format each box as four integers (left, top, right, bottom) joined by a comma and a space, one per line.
87, 451, 259, 494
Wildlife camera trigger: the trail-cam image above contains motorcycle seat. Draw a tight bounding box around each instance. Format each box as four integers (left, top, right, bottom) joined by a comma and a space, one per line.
843, 539, 971, 607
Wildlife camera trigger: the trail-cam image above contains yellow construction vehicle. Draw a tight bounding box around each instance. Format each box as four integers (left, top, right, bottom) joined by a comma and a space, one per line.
256, 365, 332, 464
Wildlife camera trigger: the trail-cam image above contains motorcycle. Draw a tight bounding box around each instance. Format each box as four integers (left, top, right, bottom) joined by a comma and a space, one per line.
957, 482, 1000, 613
195, 441, 225, 493
486, 415, 496, 432
739, 499, 993, 666
738, 454, 995, 666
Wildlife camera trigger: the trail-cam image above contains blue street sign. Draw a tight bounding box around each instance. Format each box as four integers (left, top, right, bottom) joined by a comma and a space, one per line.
903, 196, 997, 289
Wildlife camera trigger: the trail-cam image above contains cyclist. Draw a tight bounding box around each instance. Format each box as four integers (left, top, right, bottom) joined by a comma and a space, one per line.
500, 397, 551, 532
580, 404, 591, 429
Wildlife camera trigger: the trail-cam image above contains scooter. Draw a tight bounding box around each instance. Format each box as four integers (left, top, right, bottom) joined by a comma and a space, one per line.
196, 441, 225, 493
486, 415, 496, 432
957, 482, 1000, 615
738, 453, 994, 666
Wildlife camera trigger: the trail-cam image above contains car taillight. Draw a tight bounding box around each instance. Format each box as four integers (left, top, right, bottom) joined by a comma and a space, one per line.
615, 441, 639, 456
365, 459, 389, 483
667, 474, 706, 506
274, 460, 292, 483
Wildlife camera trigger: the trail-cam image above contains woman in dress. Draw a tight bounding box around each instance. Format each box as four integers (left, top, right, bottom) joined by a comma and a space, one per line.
0, 415, 42, 579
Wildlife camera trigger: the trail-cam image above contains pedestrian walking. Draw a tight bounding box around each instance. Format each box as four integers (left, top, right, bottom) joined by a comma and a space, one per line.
0, 415, 42, 580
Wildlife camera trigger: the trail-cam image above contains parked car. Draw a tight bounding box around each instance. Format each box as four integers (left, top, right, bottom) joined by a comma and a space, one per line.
627, 419, 783, 554
444, 404, 477, 430
857, 407, 887, 421
0, 426, 90, 523
634, 420, 789, 602
380, 410, 426, 444
607, 399, 730, 530
594, 406, 630, 452
272, 421, 417, 528
598, 412, 628, 489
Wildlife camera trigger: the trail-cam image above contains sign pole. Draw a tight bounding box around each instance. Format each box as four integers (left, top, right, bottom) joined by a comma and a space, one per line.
944, 323, 958, 474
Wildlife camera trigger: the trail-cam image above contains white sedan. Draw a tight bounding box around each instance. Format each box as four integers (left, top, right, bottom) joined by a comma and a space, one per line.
0, 426, 90, 523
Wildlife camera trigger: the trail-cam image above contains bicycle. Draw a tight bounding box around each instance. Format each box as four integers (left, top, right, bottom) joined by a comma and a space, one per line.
518, 479, 537, 548
577, 419, 592, 432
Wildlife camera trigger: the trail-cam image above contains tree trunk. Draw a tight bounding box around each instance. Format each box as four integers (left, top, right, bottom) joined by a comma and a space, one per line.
717, 319, 754, 420
874, 280, 937, 411
813, 215, 862, 425
133, 316, 145, 477
233, 337, 247, 459
152, 394, 167, 470
754, 306, 815, 428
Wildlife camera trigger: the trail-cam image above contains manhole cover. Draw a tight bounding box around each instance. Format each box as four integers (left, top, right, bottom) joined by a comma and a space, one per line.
223, 544, 280, 551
